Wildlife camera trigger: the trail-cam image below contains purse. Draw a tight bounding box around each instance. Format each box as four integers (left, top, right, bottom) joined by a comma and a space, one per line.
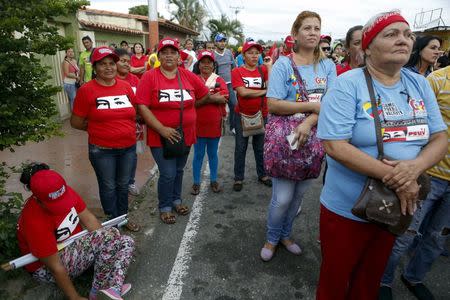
160, 71, 190, 159
351, 68, 430, 236
263, 57, 325, 181
239, 66, 266, 137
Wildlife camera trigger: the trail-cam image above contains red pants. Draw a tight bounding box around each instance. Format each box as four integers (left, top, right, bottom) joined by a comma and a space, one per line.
316, 205, 396, 300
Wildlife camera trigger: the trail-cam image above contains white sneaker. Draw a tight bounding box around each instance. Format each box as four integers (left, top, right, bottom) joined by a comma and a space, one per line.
231, 128, 236, 135
128, 183, 139, 196
296, 204, 302, 216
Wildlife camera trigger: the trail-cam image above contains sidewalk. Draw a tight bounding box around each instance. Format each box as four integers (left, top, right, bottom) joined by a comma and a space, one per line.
0, 120, 155, 217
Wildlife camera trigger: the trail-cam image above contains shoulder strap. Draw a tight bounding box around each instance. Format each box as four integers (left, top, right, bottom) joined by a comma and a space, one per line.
176, 70, 184, 128
363, 68, 384, 159
288, 56, 309, 102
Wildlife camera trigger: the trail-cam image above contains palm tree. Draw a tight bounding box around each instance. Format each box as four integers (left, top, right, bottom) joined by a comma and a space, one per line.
169, 0, 206, 33
207, 14, 244, 44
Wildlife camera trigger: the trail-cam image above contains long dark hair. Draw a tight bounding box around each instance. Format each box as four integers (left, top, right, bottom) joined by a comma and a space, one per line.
20, 162, 50, 189
405, 35, 442, 69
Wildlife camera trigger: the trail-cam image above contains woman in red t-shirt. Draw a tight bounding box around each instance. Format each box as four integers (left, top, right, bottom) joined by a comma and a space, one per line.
190, 50, 229, 195
16, 163, 134, 300
71, 46, 140, 232
130, 42, 148, 79
231, 41, 273, 192
136, 38, 211, 224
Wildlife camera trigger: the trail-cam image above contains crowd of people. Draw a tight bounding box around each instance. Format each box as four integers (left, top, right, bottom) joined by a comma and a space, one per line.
16, 8, 450, 300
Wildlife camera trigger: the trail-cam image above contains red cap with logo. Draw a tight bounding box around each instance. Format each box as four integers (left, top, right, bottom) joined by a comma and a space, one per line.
158, 38, 180, 53
30, 170, 77, 215
242, 41, 263, 54
197, 50, 215, 62
284, 35, 295, 46
91, 46, 119, 64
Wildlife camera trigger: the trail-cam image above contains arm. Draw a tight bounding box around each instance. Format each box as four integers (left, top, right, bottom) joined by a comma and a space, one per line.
40, 254, 86, 300
137, 104, 180, 143
195, 93, 227, 108
185, 55, 194, 69
70, 115, 87, 131
78, 208, 101, 231
235, 86, 266, 98
267, 98, 320, 115
63, 61, 78, 80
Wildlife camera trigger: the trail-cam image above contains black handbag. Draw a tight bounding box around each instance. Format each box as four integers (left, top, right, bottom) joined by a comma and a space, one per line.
160, 71, 190, 159
351, 68, 430, 236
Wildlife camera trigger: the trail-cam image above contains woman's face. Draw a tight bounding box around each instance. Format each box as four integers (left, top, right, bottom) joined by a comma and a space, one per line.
94, 56, 117, 81
66, 48, 75, 58
319, 41, 331, 57
420, 39, 441, 65
243, 47, 261, 67
348, 30, 362, 54
158, 47, 180, 70
116, 54, 131, 75
185, 41, 194, 51
134, 44, 143, 54
334, 45, 344, 56
199, 57, 214, 75
366, 22, 414, 67
294, 17, 321, 50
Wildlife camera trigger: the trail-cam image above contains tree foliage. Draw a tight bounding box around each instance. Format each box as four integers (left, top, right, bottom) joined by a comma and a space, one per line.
207, 14, 244, 44
129, 5, 149, 16
0, 0, 88, 152
169, 0, 206, 33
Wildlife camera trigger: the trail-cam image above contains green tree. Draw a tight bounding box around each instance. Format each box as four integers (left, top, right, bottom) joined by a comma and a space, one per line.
169, 0, 206, 32
129, 5, 148, 16
207, 14, 244, 44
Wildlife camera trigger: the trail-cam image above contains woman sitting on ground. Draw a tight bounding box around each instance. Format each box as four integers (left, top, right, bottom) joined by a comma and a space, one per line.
17, 163, 134, 300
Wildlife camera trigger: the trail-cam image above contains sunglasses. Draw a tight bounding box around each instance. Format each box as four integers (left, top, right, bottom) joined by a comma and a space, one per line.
321, 47, 331, 51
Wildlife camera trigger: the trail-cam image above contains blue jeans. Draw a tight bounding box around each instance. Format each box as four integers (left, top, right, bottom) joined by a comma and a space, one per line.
129, 150, 137, 185
88, 144, 136, 218
234, 112, 266, 181
266, 178, 312, 245
227, 83, 237, 130
151, 147, 190, 213
381, 176, 450, 285
192, 137, 220, 184
63, 83, 77, 109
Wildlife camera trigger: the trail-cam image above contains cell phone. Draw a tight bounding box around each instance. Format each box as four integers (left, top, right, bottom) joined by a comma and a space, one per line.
286, 132, 298, 150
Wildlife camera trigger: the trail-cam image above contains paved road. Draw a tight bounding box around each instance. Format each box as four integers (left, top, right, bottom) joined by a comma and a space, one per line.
126, 135, 450, 300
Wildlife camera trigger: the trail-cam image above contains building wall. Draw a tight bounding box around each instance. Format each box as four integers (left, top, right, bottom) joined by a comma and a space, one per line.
93, 31, 145, 48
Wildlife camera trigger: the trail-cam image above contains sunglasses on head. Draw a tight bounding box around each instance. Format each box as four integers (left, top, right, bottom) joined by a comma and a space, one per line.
321, 47, 331, 51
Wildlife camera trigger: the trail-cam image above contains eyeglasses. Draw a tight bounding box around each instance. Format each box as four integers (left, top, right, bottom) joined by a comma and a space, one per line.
321, 47, 331, 52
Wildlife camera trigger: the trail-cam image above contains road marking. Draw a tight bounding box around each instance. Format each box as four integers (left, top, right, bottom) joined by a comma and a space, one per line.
162, 141, 219, 300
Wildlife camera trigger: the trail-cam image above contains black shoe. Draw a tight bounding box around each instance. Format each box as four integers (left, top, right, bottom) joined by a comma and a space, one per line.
401, 275, 435, 300
258, 177, 272, 187
378, 286, 393, 300
233, 181, 243, 192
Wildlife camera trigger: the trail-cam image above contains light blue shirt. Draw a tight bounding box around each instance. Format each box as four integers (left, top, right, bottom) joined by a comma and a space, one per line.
317, 68, 447, 221
267, 56, 336, 102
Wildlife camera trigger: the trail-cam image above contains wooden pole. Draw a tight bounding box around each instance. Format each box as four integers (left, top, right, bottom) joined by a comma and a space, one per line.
148, 0, 159, 52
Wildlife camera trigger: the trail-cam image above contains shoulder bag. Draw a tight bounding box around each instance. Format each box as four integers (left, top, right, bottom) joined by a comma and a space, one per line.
239, 66, 266, 137
351, 68, 430, 236
160, 70, 190, 159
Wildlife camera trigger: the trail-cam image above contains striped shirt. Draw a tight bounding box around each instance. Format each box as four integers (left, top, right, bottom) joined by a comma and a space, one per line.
427, 66, 450, 181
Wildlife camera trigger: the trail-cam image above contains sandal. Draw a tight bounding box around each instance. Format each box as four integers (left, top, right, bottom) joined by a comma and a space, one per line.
160, 212, 176, 224
258, 177, 272, 187
233, 181, 243, 192
191, 184, 200, 195
174, 204, 190, 216
210, 182, 222, 193
125, 221, 141, 232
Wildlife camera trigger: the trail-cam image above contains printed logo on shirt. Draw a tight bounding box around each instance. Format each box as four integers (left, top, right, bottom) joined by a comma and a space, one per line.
242, 77, 263, 88
381, 102, 404, 118
408, 99, 427, 118
363, 101, 383, 118
315, 77, 327, 86
381, 124, 429, 143
96, 95, 132, 110
158, 89, 193, 102
308, 93, 323, 103
55, 207, 79, 242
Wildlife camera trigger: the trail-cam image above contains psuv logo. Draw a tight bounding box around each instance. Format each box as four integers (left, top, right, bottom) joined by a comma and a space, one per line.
158, 89, 193, 102
96, 95, 132, 109
242, 77, 263, 88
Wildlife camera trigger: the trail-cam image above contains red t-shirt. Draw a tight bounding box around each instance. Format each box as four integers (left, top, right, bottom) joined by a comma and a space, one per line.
117, 73, 139, 94
130, 54, 148, 78
17, 190, 86, 273
73, 79, 136, 148
196, 74, 228, 138
135, 68, 209, 147
336, 61, 352, 76
178, 51, 189, 69
232, 65, 268, 117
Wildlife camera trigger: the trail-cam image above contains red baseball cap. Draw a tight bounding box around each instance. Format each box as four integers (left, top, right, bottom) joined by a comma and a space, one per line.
91, 46, 119, 64
30, 170, 78, 215
197, 50, 215, 62
320, 34, 332, 43
158, 38, 180, 53
242, 41, 263, 54
284, 35, 295, 45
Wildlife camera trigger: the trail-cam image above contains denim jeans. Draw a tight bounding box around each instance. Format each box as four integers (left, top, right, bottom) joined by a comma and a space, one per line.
381, 176, 450, 285
234, 112, 266, 181
227, 83, 237, 130
266, 177, 313, 245
63, 83, 77, 109
193, 137, 220, 184
88, 144, 136, 218
129, 150, 137, 185
151, 147, 190, 213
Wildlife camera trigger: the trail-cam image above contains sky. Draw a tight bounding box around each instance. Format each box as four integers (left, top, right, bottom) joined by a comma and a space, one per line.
88, 0, 450, 42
